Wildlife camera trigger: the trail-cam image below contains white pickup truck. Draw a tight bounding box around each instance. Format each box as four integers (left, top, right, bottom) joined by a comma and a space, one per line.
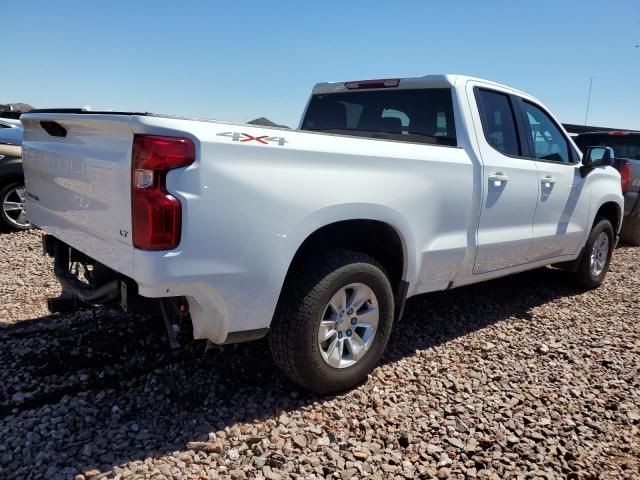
22, 75, 623, 393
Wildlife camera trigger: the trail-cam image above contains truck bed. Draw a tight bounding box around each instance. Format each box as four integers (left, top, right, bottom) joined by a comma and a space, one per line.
22, 108, 473, 344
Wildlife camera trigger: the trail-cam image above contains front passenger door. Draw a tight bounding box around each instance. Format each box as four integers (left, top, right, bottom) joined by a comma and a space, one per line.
518, 100, 590, 261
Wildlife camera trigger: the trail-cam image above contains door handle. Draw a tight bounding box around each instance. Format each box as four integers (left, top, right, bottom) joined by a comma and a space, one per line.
541, 176, 556, 187
488, 173, 509, 186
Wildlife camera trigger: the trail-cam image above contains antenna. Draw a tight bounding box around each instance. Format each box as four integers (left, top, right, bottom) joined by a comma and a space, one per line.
584, 76, 594, 125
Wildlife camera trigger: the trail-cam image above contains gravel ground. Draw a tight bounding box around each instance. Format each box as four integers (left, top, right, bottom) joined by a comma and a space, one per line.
0, 230, 639, 480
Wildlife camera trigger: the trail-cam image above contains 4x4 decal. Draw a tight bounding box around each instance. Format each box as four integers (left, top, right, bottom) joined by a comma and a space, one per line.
217, 131, 288, 146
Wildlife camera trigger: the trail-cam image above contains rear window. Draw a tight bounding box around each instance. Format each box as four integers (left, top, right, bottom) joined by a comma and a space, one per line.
574, 134, 640, 160
301, 88, 457, 146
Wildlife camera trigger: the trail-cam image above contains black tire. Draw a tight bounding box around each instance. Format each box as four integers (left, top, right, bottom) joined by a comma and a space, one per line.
573, 217, 615, 289
620, 213, 640, 246
269, 249, 394, 394
0, 181, 31, 232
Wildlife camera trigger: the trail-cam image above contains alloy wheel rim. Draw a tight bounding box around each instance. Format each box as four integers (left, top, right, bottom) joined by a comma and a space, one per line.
318, 282, 379, 369
590, 231, 609, 277
2, 186, 29, 228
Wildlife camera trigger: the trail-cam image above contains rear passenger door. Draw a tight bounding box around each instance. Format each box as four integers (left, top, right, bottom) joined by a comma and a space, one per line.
516, 99, 590, 260
470, 86, 540, 274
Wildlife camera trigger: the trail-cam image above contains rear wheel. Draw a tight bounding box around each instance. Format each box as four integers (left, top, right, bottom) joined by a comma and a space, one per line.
0, 182, 31, 231
269, 249, 394, 394
620, 213, 640, 246
573, 217, 614, 288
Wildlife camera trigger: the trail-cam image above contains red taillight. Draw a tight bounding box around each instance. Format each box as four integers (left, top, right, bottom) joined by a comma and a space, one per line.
131, 135, 195, 250
608, 131, 631, 136
620, 159, 633, 192
344, 78, 400, 90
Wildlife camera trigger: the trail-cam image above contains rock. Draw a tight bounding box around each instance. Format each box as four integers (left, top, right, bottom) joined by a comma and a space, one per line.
231, 469, 247, 480
262, 466, 282, 480
507, 435, 519, 444
353, 449, 370, 460
445, 437, 465, 449
11, 392, 25, 403
293, 434, 307, 448
186, 441, 223, 454
317, 437, 330, 446
81, 444, 93, 457
482, 342, 496, 351
455, 417, 470, 434
437, 452, 452, 467
465, 438, 478, 453
437, 467, 451, 479
528, 431, 546, 442
277, 414, 290, 425
341, 468, 357, 480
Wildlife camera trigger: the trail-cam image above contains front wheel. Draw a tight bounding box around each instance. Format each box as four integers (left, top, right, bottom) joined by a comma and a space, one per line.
269, 249, 394, 394
573, 217, 615, 289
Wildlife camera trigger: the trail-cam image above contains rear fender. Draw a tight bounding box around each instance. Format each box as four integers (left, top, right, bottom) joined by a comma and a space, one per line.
266, 203, 415, 301
587, 166, 624, 233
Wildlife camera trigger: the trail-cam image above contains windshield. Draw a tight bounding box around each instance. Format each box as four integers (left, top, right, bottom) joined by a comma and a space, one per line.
301, 88, 457, 146
574, 134, 640, 160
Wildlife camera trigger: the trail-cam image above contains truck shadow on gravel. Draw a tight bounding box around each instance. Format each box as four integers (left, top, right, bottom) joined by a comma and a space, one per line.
0, 266, 585, 477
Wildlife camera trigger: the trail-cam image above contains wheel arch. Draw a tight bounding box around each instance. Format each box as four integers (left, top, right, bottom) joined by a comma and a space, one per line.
289, 219, 406, 291
0, 156, 25, 187
595, 201, 623, 233
0, 174, 24, 188
275, 205, 416, 297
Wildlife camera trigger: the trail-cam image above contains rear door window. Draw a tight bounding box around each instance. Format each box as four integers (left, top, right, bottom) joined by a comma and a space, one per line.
475, 89, 521, 156
301, 88, 457, 146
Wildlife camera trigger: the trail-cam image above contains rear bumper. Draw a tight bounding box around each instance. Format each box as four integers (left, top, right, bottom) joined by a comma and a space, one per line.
129, 239, 282, 345
43, 234, 270, 345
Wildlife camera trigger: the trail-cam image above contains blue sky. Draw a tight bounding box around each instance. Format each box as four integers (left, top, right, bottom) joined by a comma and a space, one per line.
3, 0, 639, 129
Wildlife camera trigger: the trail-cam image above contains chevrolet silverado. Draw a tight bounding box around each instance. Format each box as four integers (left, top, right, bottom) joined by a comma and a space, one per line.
21, 75, 623, 393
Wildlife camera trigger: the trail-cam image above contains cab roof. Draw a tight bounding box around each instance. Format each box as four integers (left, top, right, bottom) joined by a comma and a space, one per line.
312, 74, 538, 103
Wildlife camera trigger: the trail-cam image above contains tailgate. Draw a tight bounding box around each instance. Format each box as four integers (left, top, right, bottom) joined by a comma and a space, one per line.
21, 113, 135, 276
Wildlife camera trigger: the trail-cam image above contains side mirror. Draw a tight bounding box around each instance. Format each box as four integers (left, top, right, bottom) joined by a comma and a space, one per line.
583, 146, 615, 167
